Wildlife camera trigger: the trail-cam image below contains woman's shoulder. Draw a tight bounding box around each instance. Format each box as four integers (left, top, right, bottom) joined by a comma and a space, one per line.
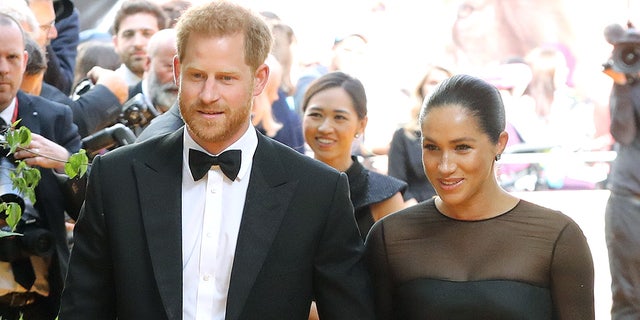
378, 198, 437, 222
511, 199, 581, 229
368, 170, 408, 194
356, 169, 407, 208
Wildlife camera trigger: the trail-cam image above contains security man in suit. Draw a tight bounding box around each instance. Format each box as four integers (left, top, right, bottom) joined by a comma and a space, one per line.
0, 13, 83, 320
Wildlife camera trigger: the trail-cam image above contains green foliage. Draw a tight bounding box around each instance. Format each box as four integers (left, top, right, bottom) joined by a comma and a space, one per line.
0, 122, 88, 234
65, 149, 88, 179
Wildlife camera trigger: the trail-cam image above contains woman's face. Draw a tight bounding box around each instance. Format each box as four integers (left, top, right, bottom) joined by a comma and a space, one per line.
303, 87, 367, 169
421, 104, 503, 207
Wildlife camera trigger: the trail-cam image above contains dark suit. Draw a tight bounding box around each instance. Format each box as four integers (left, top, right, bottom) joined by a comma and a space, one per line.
40, 83, 122, 138
127, 81, 143, 100
4, 91, 83, 318
387, 128, 436, 202
60, 128, 375, 320
135, 102, 183, 142
44, 7, 80, 96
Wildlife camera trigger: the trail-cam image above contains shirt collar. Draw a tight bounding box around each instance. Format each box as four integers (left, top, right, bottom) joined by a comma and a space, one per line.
0, 98, 16, 126
140, 78, 154, 107
183, 123, 257, 181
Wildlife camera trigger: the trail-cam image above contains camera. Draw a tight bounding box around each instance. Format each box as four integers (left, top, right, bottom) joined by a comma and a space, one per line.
0, 157, 54, 262
118, 93, 161, 135
604, 22, 640, 83
81, 123, 137, 160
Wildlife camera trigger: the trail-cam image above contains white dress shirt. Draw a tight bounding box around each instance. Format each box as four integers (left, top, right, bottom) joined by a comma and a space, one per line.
0, 98, 15, 126
181, 125, 257, 320
115, 64, 142, 87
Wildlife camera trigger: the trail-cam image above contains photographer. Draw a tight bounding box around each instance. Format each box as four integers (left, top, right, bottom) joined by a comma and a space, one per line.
603, 22, 640, 319
0, 14, 84, 320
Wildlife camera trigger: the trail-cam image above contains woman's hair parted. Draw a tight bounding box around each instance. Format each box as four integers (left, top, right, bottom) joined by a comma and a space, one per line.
419, 74, 506, 143
301, 71, 368, 120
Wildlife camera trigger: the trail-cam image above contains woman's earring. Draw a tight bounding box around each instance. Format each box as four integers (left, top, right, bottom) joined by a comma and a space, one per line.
355, 133, 360, 138
495, 154, 501, 161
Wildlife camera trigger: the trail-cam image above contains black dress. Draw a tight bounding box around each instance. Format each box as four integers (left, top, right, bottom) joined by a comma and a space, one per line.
387, 128, 436, 202
345, 156, 407, 240
365, 198, 595, 319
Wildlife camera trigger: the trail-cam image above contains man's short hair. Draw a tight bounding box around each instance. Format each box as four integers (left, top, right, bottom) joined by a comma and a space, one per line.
112, 0, 167, 35
175, 1, 272, 73
25, 33, 47, 75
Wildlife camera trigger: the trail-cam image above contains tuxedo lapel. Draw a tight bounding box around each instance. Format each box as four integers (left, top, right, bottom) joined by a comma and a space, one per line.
16, 92, 42, 134
135, 129, 184, 319
225, 134, 299, 320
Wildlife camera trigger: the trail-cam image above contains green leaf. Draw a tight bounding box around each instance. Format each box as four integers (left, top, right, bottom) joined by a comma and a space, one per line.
4, 203, 21, 232
0, 121, 89, 238
65, 149, 89, 179
5, 125, 31, 155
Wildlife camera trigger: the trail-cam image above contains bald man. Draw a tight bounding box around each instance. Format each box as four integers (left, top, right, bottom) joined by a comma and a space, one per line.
128, 28, 178, 114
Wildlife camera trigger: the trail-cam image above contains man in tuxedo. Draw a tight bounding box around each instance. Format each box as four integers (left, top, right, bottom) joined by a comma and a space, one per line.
0, 13, 83, 319
60, 2, 375, 320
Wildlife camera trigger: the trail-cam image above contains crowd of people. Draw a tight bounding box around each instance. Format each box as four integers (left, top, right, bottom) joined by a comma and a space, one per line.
0, 0, 635, 319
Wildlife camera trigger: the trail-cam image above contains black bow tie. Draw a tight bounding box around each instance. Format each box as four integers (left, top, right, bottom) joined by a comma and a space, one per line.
188, 149, 242, 181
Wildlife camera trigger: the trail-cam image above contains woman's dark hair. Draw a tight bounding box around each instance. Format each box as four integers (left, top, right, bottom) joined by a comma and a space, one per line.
419, 74, 505, 143
301, 71, 367, 119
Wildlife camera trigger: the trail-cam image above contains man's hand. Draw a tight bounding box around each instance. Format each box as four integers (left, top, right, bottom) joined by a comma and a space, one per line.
13, 133, 70, 171
87, 66, 129, 104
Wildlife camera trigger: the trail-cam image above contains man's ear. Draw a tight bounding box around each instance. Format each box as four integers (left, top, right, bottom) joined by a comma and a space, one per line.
253, 63, 269, 97
21, 50, 28, 74
172, 55, 180, 85
144, 56, 151, 72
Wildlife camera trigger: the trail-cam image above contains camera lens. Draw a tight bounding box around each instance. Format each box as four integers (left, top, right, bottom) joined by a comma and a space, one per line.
621, 46, 640, 66
613, 43, 640, 73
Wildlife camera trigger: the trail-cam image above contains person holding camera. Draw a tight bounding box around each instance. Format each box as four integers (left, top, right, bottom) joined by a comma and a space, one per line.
0, 13, 84, 320
603, 22, 640, 319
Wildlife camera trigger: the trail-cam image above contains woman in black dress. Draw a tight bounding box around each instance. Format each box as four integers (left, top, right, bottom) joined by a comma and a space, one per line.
302, 71, 407, 240
388, 64, 452, 205
365, 74, 594, 319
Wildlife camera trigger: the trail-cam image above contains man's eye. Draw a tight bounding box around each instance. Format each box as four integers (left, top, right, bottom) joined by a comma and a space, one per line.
189, 73, 204, 80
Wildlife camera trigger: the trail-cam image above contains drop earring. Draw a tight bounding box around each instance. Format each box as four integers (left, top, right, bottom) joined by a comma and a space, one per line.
495, 154, 501, 161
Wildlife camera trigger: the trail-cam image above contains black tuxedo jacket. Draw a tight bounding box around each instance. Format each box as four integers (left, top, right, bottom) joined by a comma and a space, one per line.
60, 128, 375, 320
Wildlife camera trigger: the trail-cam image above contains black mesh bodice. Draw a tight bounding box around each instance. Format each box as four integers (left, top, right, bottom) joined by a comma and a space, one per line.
365, 199, 594, 320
